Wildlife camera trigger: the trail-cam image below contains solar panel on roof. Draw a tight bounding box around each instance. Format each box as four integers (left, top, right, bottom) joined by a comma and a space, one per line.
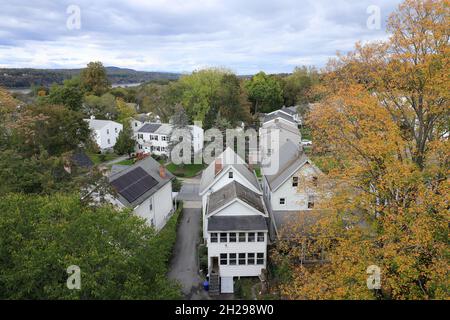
111, 167, 158, 203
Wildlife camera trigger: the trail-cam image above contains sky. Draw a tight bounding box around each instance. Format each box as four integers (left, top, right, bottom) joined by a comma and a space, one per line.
0, 0, 403, 74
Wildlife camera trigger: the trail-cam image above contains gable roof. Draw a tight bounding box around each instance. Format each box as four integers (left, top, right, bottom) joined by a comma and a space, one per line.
261, 120, 301, 136
262, 111, 296, 125
109, 156, 174, 208
207, 180, 265, 215
85, 119, 121, 130
263, 140, 313, 191
199, 147, 260, 194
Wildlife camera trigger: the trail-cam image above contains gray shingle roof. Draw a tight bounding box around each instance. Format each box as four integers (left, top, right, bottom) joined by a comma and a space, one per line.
272, 210, 324, 236
263, 140, 309, 191
137, 123, 162, 133
207, 180, 265, 214
85, 119, 120, 130
208, 215, 268, 231
262, 111, 296, 125
109, 156, 174, 208
199, 148, 260, 194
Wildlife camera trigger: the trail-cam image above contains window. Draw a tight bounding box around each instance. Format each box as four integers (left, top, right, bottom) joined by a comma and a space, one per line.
229, 253, 237, 265
220, 253, 227, 265
257, 253, 264, 265
107, 139, 111, 144
115, 127, 118, 133
279, 198, 285, 205
247, 253, 255, 265
228, 171, 233, 179
247, 232, 255, 242
312, 176, 318, 187
308, 195, 315, 209
107, 129, 110, 134
135, 122, 138, 127
211, 233, 218, 243
238, 233, 246, 242
229, 232, 236, 242
138, 144, 143, 150
220, 233, 227, 243
292, 176, 298, 187
238, 253, 246, 265
155, 135, 159, 141
149, 198, 153, 211
257, 232, 265, 242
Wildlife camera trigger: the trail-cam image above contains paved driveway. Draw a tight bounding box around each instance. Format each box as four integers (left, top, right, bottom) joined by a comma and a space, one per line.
168, 207, 209, 300
177, 183, 201, 201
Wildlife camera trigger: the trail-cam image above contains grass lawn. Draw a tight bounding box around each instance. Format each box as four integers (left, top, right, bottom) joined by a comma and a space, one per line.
116, 159, 134, 166
87, 152, 120, 165
166, 163, 205, 178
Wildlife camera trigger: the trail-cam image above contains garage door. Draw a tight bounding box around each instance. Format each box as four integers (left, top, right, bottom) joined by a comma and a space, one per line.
221, 277, 234, 293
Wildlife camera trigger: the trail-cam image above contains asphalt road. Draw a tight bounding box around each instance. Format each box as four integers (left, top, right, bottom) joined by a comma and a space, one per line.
168, 207, 209, 300
177, 183, 201, 201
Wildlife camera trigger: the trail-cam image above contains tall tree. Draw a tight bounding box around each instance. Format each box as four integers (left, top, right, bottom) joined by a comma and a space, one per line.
276, 0, 449, 300
323, 0, 449, 169
80, 61, 110, 96
283, 66, 321, 106
245, 72, 283, 114
46, 77, 84, 112
216, 74, 252, 126
114, 125, 136, 157
0, 193, 181, 299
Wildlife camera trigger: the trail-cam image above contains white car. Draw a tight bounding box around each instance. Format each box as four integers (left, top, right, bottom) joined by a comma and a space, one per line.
301, 140, 312, 146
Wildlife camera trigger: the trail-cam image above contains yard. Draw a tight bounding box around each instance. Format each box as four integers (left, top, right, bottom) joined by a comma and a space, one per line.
87, 152, 120, 165
166, 163, 205, 178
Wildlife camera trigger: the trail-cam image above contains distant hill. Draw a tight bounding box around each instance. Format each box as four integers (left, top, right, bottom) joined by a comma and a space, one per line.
0, 67, 181, 88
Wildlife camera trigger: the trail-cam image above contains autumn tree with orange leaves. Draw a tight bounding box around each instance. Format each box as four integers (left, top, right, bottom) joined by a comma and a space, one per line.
272, 0, 449, 300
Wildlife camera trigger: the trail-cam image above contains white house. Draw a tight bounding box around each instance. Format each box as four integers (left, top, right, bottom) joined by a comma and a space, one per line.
205, 181, 269, 294
85, 118, 123, 151
108, 156, 175, 231
259, 119, 302, 158
135, 122, 204, 157
199, 147, 262, 240
261, 140, 323, 237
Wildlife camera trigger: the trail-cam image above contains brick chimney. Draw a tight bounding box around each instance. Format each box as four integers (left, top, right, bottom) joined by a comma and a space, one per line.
214, 159, 222, 176
159, 165, 166, 179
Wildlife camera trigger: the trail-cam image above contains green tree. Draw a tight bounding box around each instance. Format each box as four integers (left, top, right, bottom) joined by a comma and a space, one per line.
283, 66, 320, 106
216, 73, 252, 126
116, 98, 137, 126
10, 104, 90, 157
84, 93, 118, 120
0, 193, 181, 299
80, 61, 110, 96
46, 77, 84, 111
114, 126, 136, 157
245, 71, 283, 114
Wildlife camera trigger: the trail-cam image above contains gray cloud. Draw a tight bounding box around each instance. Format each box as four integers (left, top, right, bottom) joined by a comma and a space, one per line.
0, 0, 403, 74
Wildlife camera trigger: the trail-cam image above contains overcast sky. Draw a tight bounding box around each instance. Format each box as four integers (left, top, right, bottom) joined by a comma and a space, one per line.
0, 0, 402, 74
